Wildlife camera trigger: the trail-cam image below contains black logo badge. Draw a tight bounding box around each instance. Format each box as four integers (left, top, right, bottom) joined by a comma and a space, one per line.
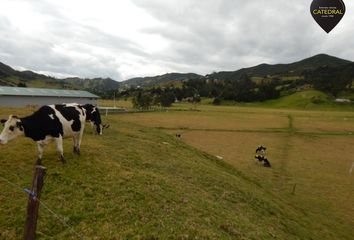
310, 0, 346, 33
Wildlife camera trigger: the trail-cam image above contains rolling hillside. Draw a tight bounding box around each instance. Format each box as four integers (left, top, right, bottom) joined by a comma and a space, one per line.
1, 106, 353, 239
208, 54, 351, 81
121, 73, 202, 88
252, 90, 336, 109
0, 62, 120, 95
1, 54, 353, 98
120, 54, 352, 88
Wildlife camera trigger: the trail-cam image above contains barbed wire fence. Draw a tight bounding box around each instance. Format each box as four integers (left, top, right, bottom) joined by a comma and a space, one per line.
0, 175, 84, 240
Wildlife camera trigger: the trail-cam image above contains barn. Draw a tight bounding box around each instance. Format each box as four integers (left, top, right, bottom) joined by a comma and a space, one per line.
0, 86, 99, 107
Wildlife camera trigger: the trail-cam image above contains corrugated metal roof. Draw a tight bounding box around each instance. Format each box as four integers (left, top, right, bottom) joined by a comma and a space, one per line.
0, 86, 99, 98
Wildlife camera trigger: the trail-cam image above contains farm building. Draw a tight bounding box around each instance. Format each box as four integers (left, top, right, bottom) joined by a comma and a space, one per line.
0, 86, 99, 107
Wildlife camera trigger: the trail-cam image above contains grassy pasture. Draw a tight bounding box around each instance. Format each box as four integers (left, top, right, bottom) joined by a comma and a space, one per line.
246, 90, 354, 111
99, 99, 133, 109
117, 104, 354, 239
115, 110, 288, 131
1, 103, 354, 239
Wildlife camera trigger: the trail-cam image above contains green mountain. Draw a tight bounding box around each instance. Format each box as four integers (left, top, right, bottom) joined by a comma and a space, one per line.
0, 62, 120, 95
122, 73, 202, 88
120, 54, 351, 89
208, 54, 351, 81
1, 54, 352, 98
61, 77, 120, 96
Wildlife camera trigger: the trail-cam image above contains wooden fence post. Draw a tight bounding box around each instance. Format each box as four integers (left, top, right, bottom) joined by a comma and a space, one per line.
23, 165, 47, 240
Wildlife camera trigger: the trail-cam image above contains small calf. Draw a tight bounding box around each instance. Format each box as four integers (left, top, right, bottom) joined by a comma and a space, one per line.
176, 133, 182, 138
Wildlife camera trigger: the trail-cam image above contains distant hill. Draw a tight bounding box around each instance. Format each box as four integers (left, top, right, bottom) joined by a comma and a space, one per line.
255, 90, 333, 109
1, 54, 352, 98
0, 62, 120, 96
61, 77, 120, 96
120, 54, 352, 89
0, 62, 53, 85
208, 54, 351, 81
121, 73, 202, 88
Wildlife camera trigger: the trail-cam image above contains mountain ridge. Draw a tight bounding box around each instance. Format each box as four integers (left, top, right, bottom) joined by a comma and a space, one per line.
207, 54, 352, 81
121, 72, 202, 88
1, 54, 352, 96
0, 63, 120, 96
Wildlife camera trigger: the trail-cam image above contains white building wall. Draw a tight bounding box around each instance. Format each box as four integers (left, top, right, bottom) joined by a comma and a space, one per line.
0, 96, 98, 107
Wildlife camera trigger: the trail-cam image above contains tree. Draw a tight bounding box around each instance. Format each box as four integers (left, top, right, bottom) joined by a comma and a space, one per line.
212, 98, 222, 105
309, 65, 354, 97
159, 91, 175, 107
17, 82, 27, 87
132, 91, 153, 110
222, 74, 256, 102
255, 80, 280, 101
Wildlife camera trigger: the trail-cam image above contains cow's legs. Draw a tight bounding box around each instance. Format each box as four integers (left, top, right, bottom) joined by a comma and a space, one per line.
80, 128, 84, 146
73, 136, 79, 154
72, 133, 81, 155
36, 142, 45, 165
54, 136, 66, 164
76, 127, 85, 155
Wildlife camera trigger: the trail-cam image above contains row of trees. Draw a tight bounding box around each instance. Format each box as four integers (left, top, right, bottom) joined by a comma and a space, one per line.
305, 64, 354, 97
116, 63, 354, 109
132, 90, 177, 109
118, 74, 281, 109
217, 75, 280, 102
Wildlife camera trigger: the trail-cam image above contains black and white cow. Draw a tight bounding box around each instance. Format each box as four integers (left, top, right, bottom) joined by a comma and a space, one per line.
255, 154, 271, 168
80, 104, 109, 135
255, 145, 267, 154
0, 103, 86, 164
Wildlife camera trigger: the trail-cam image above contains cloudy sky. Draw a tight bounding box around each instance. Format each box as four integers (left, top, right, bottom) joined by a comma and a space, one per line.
0, 0, 353, 81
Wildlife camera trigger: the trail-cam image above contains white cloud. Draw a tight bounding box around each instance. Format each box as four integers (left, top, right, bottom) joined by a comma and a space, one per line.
0, 0, 353, 81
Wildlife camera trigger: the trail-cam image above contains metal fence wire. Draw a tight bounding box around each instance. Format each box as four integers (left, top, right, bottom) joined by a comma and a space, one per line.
0, 175, 84, 239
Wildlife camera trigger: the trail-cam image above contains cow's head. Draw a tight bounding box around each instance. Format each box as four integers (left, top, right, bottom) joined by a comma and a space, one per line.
0, 115, 24, 144
90, 106, 103, 135
83, 104, 109, 135
93, 121, 110, 135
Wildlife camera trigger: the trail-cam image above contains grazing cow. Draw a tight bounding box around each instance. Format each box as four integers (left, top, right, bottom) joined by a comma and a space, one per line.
175, 133, 182, 138
256, 145, 267, 154
81, 104, 109, 135
263, 158, 271, 168
0, 104, 86, 164
255, 154, 264, 163
254, 155, 271, 168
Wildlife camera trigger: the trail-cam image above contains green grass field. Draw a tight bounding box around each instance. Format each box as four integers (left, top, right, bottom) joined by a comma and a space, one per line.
116, 103, 354, 239
1, 95, 354, 239
188, 90, 354, 112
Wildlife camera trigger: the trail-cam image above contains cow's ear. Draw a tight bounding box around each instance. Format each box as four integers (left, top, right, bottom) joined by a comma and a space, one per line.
1, 119, 6, 126
16, 122, 24, 131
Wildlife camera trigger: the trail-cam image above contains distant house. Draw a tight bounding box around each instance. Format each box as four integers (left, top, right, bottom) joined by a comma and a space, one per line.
0, 86, 99, 107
